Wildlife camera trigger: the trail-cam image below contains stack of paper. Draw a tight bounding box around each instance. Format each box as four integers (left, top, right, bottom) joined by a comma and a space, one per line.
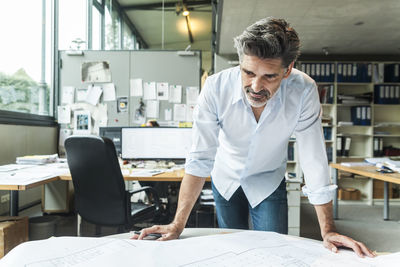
16, 154, 58, 165
364, 157, 400, 173
129, 169, 164, 177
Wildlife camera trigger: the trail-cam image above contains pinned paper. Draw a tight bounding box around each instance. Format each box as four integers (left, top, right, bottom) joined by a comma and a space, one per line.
102, 83, 116, 101
61, 86, 75, 104
92, 103, 108, 127
76, 88, 88, 102
73, 110, 91, 135
169, 85, 182, 103
156, 82, 169, 100
57, 106, 71, 124
146, 100, 159, 118
130, 78, 143, 96
186, 104, 195, 122
143, 82, 156, 100
174, 104, 186, 121
164, 108, 172, 121
186, 86, 199, 104
59, 128, 72, 147
117, 97, 128, 113
81, 61, 111, 83
85, 85, 102, 106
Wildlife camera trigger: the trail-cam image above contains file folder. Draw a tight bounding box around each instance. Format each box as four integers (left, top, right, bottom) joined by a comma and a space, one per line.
344, 137, 351, 157
336, 136, 343, 156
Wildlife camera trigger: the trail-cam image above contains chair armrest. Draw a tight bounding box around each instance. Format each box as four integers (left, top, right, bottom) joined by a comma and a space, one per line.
128, 186, 160, 211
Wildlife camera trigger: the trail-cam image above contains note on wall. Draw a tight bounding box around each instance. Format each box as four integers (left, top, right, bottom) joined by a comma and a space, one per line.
186, 104, 195, 122
57, 105, 71, 124
186, 86, 199, 104
164, 108, 172, 121
73, 110, 91, 135
76, 88, 88, 102
156, 82, 169, 100
143, 82, 156, 100
61, 86, 75, 104
174, 104, 186, 122
169, 85, 182, 103
117, 97, 128, 113
92, 103, 108, 127
59, 129, 72, 148
146, 100, 159, 118
130, 78, 143, 97
85, 85, 103, 106
102, 83, 116, 101
81, 61, 111, 83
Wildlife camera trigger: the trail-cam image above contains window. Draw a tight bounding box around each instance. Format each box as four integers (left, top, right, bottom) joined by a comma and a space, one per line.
59, 0, 86, 50
123, 22, 134, 50
92, 6, 102, 50
105, 0, 121, 50
0, 0, 51, 116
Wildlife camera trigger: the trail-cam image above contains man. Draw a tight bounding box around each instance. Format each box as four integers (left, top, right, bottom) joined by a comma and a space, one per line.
134, 17, 375, 258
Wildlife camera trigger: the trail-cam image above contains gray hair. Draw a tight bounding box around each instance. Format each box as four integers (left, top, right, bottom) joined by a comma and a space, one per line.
234, 17, 300, 67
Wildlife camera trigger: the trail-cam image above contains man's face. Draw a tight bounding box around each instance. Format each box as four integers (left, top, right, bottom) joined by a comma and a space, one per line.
240, 55, 292, 108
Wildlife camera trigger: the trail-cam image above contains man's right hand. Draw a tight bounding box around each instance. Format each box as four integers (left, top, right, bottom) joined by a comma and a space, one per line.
131, 222, 184, 241
132, 174, 205, 241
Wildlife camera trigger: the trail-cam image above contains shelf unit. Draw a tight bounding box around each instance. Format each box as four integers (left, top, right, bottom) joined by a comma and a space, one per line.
294, 61, 400, 203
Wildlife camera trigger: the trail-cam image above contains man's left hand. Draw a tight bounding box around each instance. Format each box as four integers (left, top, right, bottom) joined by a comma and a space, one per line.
323, 232, 376, 258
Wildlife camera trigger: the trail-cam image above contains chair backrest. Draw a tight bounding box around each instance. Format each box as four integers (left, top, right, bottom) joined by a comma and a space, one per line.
65, 135, 128, 226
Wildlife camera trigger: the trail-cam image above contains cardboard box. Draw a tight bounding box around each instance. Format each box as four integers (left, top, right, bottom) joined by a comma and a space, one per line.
0, 216, 28, 258
373, 180, 393, 199
338, 187, 361, 200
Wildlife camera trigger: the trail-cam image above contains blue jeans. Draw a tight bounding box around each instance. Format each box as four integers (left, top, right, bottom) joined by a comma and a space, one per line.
212, 179, 288, 234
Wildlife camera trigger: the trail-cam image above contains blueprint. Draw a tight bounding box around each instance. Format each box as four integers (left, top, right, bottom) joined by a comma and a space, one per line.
0, 231, 398, 266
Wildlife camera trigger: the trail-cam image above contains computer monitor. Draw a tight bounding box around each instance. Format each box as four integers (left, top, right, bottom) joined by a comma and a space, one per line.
121, 127, 192, 160
99, 127, 122, 156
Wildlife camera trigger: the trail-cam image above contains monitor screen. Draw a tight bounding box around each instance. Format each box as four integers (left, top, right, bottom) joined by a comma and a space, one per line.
121, 127, 193, 160
99, 127, 122, 156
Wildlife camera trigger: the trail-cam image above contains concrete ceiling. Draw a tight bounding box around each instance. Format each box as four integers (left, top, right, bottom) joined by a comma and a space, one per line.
218, 0, 400, 57
118, 0, 400, 59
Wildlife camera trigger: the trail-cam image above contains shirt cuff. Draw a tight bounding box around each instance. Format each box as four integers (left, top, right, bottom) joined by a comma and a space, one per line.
184, 158, 214, 178
302, 184, 337, 205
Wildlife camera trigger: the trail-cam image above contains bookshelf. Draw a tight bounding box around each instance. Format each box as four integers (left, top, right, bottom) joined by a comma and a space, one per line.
293, 61, 400, 203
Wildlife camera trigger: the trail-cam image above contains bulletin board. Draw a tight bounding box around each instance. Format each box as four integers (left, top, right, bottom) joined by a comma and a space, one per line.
57, 50, 201, 137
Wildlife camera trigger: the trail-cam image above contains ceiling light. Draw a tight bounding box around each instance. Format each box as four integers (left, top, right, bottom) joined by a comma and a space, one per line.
182, 5, 189, 16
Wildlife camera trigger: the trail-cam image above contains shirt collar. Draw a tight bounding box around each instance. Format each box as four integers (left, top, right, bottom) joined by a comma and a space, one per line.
232, 68, 243, 105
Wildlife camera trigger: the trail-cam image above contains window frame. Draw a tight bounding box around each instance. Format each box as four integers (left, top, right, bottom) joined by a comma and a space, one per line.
0, 0, 56, 126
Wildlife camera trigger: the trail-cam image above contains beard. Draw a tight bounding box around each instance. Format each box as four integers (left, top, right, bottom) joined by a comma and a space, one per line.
244, 86, 271, 108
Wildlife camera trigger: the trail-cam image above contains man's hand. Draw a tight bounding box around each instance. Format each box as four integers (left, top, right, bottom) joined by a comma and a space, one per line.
131, 223, 184, 241
132, 174, 205, 241
314, 201, 376, 258
322, 232, 375, 258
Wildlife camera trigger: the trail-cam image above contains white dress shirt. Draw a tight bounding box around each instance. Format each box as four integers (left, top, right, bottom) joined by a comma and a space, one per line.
185, 66, 335, 208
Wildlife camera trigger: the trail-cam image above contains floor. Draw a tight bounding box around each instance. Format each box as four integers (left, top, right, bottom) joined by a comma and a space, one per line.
300, 202, 400, 253
21, 201, 400, 253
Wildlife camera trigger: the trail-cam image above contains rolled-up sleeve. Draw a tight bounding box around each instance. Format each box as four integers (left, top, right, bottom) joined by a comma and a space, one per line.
294, 82, 336, 205
185, 78, 220, 178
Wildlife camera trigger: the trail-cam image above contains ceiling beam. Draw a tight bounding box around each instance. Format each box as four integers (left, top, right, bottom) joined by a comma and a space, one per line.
185, 16, 194, 43
121, 0, 211, 11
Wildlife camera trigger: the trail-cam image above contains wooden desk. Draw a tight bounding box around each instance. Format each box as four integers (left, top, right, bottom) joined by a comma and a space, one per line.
2, 167, 210, 216
0, 176, 61, 217
59, 169, 212, 182
330, 163, 400, 220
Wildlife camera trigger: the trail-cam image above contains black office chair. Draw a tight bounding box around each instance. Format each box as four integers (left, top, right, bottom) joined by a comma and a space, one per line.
65, 135, 160, 236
